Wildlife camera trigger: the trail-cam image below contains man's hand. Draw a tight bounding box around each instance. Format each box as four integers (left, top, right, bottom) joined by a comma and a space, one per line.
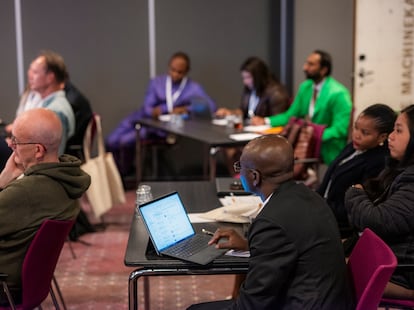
151, 107, 162, 119
208, 228, 249, 251
215, 108, 232, 117
250, 116, 265, 125
0, 153, 24, 189
172, 106, 188, 115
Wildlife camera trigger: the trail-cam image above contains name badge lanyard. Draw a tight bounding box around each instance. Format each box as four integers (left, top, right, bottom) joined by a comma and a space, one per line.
166, 76, 188, 113
247, 90, 260, 118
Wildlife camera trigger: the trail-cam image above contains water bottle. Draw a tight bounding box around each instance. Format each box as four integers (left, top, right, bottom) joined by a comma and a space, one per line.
136, 184, 153, 216
170, 114, 184, 128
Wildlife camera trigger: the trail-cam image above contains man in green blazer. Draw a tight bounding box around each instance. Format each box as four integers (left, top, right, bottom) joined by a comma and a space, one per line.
251, 50, 352, 165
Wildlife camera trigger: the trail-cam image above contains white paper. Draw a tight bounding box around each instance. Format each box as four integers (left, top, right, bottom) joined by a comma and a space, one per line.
200, 208, 251, 223
200, 195, 263, 223
212, 118, 228, 126
229, 133, 261, 141
158, 114, 172, 122
243, 125, 271, 132
188, 213, 216, 223
219, 195, 262, 207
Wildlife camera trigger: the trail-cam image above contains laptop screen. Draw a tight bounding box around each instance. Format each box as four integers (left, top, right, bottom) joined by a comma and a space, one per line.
139, 192, 195, 252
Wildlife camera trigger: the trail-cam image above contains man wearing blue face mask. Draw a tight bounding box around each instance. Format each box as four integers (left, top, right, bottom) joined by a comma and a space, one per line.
187, 134, 354, 310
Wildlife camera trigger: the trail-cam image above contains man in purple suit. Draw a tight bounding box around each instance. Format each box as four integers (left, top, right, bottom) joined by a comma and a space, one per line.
106, 51, 216, 177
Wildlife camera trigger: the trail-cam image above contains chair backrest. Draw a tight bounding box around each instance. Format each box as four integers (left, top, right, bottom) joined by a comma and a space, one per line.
64, 81, 93, 155
347, 228, 397, 310
280, 117, 325, 181
21, 219, 75, 309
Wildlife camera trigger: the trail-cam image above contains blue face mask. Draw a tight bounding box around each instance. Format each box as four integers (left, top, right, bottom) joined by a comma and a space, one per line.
240, 174, 249, 192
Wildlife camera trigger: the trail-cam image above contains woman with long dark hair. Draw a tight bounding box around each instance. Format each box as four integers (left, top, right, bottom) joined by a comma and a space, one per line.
345, 104, 414, 299
216, 56, 289, 121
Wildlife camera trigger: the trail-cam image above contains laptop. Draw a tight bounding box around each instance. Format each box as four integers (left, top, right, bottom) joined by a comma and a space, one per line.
138, 191, 227, 265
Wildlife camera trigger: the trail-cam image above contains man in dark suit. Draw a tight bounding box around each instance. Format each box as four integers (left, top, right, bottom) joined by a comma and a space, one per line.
188, 134, 355, 310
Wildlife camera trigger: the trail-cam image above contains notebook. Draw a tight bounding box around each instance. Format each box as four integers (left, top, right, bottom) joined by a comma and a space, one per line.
138, 191, 227, 265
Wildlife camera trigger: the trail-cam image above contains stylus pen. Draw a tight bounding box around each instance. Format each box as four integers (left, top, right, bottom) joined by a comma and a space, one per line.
202, 228, 214, 236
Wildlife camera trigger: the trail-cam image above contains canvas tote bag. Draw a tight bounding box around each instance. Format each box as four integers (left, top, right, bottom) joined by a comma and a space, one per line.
81, 114, 126, 218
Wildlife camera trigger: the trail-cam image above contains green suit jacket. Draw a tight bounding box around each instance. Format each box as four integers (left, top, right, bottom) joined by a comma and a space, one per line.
269, 76, 352, 164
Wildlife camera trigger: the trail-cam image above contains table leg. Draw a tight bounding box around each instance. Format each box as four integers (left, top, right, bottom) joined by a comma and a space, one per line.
135, 124, 142, 185
209, 146, 219, 181
129, 271, 151, 310
202, 144, 209, 179
144, 277, 150, 310
129, 270, 139, 310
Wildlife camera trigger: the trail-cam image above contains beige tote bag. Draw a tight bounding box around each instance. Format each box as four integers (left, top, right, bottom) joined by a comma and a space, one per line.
81, 114, 126, 218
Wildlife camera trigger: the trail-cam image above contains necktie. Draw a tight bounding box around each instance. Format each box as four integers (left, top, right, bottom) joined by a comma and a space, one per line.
308, 87, 318, 118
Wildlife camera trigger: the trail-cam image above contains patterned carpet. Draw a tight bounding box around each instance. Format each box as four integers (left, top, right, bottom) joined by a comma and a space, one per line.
40, 191, 235, 310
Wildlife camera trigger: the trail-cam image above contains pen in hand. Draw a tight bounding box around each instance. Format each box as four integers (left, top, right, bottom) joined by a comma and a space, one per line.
202, 228, 214, 236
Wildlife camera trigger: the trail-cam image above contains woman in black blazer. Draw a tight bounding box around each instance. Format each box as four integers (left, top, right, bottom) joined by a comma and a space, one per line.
317, 103, 396, 238
215, 57, 290, 175
215, 56, 290, 121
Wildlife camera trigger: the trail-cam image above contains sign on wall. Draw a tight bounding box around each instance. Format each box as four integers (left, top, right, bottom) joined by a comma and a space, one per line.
354, 0, 414, 115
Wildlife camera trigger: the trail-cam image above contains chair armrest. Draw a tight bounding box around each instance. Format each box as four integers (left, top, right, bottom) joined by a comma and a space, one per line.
0, 273, 8, 281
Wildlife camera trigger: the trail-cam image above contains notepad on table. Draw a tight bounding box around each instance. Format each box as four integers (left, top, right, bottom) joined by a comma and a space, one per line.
200, 195, 263, 223
229, 133, 261, 141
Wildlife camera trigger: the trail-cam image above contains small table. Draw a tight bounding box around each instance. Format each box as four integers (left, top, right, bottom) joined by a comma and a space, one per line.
135, 119, 250, 183
124, 181, 249, 310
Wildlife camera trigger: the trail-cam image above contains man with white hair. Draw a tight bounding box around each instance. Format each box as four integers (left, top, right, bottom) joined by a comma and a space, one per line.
0, 108, 90, 305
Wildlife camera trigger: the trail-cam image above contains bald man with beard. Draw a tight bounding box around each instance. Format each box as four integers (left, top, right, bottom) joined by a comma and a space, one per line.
0, 108, 90, 304
188, 135, 354, 310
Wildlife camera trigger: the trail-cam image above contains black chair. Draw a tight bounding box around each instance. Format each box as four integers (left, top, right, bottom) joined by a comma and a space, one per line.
64, 81, 93, 159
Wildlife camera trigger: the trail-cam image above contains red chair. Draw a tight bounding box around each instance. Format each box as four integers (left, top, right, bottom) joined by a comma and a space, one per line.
380, 264, 414, 309
347, 228, 398, 310
0, 219, 75, 310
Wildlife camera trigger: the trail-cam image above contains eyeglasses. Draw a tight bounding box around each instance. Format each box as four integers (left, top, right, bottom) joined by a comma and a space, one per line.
233, 161, 241, 173
10, 136, 46, 151
233, 160, 265, 177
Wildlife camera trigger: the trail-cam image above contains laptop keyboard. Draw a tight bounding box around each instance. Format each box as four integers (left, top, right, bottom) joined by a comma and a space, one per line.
165, 234, 209, 257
